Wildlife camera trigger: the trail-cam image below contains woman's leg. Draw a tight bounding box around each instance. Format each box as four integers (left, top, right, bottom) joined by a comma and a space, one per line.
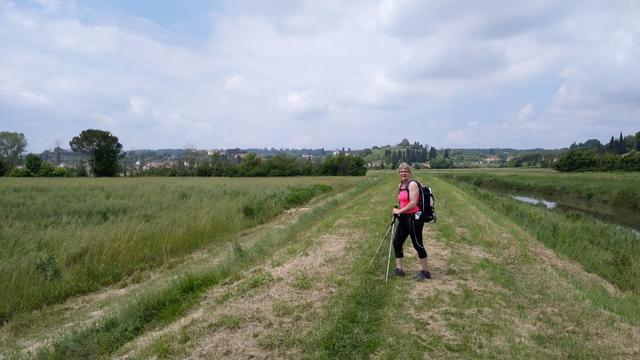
392, 216, 409, 270
408, 217, 429, 271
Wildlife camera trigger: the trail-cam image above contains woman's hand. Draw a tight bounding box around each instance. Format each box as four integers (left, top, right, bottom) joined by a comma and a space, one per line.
392, 207, 401, 215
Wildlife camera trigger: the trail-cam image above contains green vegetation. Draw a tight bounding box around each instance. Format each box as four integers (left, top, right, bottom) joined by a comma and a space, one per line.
69, 129, 123, 177
436, 168, 640, 211
3, 169, 640, 359
555, 148, 640, 172
0, 131, 27, 169
448, 182, 640, 293
145, 153, 367, 177
0, 177, 359, 323
554, 130, 640, 172
34, 176, 377, 359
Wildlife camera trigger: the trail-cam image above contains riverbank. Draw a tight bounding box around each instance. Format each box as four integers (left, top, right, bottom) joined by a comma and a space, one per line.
431, 168, 640, 232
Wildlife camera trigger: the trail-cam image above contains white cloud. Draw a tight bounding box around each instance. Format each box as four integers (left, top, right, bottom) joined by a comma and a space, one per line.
515, 103, 534, 123
1, 0, 639, 151
278, 91, 328, 118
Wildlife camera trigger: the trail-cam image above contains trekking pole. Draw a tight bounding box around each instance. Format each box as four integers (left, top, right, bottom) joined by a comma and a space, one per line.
385, 216, 397, 282
368, 216, 397, 269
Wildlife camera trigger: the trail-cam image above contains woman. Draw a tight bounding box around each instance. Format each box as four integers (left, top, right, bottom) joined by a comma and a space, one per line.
392, 163, 431, 280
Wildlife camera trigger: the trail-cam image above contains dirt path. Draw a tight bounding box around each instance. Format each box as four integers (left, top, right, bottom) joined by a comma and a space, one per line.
392, 176, 640, 358
115, 194, 372, 359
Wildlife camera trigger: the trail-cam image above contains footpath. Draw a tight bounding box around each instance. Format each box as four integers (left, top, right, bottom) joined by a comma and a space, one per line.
3, 173, 639, 359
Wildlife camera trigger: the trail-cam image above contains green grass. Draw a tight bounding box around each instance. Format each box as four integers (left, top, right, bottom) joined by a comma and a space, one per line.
6, 170, 640, 358
34, 177, 379, 359
442, 181, 640, 293
433, 168, 640, 210
0, 177, 359, 323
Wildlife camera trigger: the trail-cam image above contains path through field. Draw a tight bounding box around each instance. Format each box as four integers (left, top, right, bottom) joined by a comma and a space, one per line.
2, 173, 639, 359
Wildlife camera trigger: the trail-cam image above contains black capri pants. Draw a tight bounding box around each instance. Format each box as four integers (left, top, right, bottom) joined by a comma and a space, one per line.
393, 214, 427, 259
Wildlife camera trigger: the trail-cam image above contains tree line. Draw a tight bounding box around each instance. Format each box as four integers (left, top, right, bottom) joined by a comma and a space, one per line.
0, 129, 367, 177
555, 130, 640, 171
378, 139, 454, 169
141, 152, 366, 177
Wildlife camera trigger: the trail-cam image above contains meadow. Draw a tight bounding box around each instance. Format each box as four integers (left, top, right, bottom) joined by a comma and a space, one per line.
0, 176, 362, 323
2, 170, 639, 359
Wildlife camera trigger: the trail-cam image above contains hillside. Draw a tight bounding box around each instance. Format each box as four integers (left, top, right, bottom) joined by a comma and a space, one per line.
1, 173, 638, 359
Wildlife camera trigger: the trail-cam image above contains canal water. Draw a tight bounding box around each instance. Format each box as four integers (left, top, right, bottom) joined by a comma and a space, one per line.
508, 193, 640, 236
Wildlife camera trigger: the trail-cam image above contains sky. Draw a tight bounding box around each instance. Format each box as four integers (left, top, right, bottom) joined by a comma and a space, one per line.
1, 0, 639, 152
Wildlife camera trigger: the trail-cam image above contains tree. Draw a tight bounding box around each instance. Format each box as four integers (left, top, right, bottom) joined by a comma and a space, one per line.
398, 138, 410, 147
69, 129, 123, 177
320, 155, 366, 176
554, 148, 598, 171
0, 131, 27, 168
444, 149, 450, 159
430, 158, 454, 169
0, 159, 7, 176
428, 147, 437, 160
25, 154, 42, 174
636, 131, 640, 151
623, 135, 635, 153
581, 139, 604, 153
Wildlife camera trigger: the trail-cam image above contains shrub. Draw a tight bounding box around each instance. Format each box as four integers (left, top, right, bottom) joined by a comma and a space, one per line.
8, 168, 33, 177
612, 189, 640, 211
555, 148, 598, 171
37, 162, 56, 177
25, 153, 42, 174
430, 158, 454, 169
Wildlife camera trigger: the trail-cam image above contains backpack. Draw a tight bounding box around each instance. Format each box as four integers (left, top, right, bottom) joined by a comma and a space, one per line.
399, 180, 437, 223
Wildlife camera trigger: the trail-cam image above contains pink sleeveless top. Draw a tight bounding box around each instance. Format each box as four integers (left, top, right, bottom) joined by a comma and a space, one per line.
398, 182, 419, 214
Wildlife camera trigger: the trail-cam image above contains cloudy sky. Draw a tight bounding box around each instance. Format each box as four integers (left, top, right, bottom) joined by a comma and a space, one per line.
1, 0, 638, 152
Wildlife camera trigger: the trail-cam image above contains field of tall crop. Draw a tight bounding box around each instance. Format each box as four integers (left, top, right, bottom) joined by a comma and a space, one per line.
0, 177, 362, 323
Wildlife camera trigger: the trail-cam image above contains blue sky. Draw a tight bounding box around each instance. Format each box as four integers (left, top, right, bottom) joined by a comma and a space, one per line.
1, 0, 639, 152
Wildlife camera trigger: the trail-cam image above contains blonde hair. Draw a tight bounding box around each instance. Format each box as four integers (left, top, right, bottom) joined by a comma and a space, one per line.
397, 162, 412, 172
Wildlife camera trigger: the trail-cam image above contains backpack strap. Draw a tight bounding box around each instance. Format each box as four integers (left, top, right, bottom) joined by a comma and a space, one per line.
399, 180, 422, 209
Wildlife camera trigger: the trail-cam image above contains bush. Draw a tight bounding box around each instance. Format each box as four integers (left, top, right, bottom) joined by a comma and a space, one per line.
52, 167, 66, 177
430, 158, 454, 169
25, 154, 42, 174
612, 189, 640, 211
37, 162, 56, 177
8, 168, 33, 177
0, 159, 6, 176
555, 148, 598, 171
320, 155, 366, 176
556, 148, 640, 172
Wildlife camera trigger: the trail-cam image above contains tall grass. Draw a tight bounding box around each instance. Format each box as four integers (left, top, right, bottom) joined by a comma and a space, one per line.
447, 182, 640, 293
0, 177, 359, 323
35, 176, 379, 359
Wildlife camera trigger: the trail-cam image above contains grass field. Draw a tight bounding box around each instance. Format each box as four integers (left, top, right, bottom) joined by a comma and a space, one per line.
0, 177, 362, 323
1, 171, 639, 359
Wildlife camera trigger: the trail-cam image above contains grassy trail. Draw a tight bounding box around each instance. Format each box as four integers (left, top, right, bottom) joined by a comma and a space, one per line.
117, 172, 639, 359
4, 172, 640, 358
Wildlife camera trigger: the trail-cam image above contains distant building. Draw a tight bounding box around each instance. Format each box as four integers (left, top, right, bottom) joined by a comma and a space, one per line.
142, 160, 176, 171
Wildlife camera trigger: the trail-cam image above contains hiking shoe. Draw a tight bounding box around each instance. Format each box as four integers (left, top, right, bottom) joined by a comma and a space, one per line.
416, 270, 431, 280
395, 268, 405, 277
